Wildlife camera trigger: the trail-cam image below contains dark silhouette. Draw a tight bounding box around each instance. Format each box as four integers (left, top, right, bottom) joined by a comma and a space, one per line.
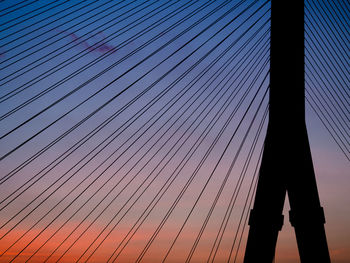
244, 1, 331, 262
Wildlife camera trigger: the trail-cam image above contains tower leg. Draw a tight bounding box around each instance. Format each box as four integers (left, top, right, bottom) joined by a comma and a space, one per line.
287, 128, 330, 263
244, 127, 286, 263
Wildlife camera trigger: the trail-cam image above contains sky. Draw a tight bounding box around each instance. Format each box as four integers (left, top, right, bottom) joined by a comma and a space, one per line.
0, 0, 349, 262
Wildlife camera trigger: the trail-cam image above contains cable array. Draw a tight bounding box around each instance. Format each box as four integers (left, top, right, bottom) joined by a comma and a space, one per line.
305, 0, 350, 161
0, 1, 271, 262
0, 0, 347, 262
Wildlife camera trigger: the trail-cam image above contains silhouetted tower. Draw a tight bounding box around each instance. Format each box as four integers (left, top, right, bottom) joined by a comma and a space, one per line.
244, 1, 331, 262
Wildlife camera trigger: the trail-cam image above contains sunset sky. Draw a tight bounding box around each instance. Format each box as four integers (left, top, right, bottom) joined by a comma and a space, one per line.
0, 0, 349, 262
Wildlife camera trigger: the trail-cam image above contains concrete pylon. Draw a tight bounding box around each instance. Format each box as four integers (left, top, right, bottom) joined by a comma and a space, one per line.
243, 1, 331, 262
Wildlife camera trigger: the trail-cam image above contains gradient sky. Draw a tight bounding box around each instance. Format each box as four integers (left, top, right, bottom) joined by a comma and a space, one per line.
0, 0, 349, 262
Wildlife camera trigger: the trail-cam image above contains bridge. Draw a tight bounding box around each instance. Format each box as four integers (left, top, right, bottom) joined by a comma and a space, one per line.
0, 0, 349, 262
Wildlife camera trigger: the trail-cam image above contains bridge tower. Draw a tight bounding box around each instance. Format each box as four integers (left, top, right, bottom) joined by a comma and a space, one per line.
243, 1, 331, 262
